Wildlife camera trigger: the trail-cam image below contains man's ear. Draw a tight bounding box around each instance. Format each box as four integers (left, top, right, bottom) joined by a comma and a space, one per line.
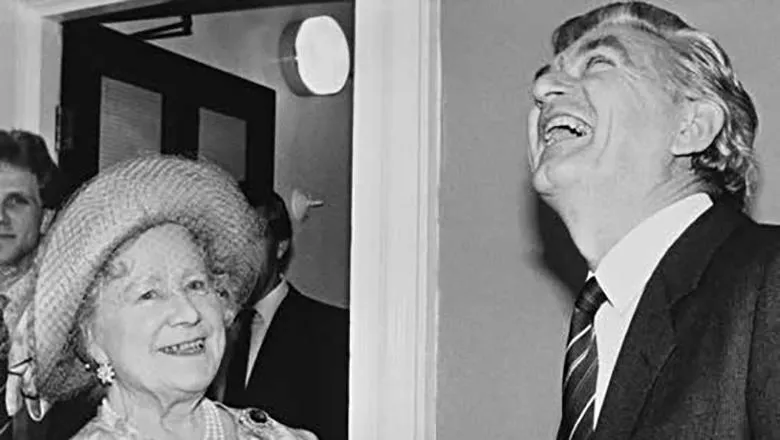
276, 239, 290, 261
38, 209, 55, 235
671, 99, 725, 156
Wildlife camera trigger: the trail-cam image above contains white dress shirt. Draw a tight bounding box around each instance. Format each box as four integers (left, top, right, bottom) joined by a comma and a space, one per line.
590, 193, 713, 424
244, 279, 289, 385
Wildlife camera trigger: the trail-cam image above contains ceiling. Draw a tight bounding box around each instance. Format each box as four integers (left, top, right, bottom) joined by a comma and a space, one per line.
80, 0, 350, 23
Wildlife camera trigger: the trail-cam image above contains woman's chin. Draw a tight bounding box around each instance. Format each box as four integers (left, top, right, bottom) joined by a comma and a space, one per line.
153, 358, 219, 393
162, 373, 216, 395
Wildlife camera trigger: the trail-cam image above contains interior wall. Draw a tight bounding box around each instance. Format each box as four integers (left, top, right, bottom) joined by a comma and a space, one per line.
0, 1, 22, 128
111, 3, 353, 308
0, 0, 61, 155
438, 0, 780, 438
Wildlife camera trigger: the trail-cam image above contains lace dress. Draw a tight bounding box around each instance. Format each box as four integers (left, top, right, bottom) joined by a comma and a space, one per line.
71, 398, 317, 440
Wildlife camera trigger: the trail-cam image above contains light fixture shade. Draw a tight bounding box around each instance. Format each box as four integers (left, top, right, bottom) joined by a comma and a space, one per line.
280, 15, 351, 96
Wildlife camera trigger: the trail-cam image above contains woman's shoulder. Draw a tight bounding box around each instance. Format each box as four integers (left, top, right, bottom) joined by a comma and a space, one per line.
214, 401, 318, 440
69, 417, 122, 440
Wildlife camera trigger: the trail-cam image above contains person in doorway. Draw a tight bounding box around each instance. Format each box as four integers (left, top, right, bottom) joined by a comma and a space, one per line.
0, 129, 65, 440
216, 191, 348, 440
0, 130, 60, 290
529, 2, 780, 438
4, 155, 317, 439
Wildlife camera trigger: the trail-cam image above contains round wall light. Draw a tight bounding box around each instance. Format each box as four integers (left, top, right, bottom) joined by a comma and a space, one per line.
280, 15, 351, 97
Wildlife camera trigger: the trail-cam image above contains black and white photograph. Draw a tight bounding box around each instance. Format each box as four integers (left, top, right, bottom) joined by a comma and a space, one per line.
2, 0, 780, 439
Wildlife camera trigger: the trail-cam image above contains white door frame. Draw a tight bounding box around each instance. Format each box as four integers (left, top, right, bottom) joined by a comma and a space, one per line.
350, 1, 440, 438
20, 1, 441, 438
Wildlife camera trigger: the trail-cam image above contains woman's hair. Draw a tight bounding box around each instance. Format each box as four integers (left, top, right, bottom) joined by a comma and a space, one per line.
551, 1, 759, 210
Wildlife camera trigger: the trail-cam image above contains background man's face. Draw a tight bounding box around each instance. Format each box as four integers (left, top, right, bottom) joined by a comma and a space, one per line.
0, 163, 43, 268
528, 24, 684, 202
252, 212, 285, 302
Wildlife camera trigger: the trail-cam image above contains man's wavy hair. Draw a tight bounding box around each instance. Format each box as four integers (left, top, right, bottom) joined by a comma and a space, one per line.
0, 129, 64, 209
552, 2, 759, 210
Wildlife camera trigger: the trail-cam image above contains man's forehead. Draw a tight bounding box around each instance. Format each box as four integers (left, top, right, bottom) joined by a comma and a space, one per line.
554, 24, 655, 63
0, 163, 38, 191
561, 25, 639, 60
534, 24, 661, 79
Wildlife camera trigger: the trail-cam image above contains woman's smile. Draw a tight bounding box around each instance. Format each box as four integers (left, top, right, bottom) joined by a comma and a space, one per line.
158, 337, 207, 356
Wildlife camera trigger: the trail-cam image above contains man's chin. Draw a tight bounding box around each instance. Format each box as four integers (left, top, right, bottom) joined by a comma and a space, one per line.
531, 166, 585, 208
0, 250, 24, 269
531, 166, 561, 196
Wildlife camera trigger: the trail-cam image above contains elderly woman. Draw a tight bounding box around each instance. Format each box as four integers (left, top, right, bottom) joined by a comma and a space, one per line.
4, 156, 316, 439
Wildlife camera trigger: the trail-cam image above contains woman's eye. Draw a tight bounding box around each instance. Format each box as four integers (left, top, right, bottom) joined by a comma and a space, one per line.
187, 279, 207, 292
139, 290, 158, 301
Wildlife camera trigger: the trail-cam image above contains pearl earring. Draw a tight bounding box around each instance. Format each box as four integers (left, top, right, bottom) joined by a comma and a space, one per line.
96, 362, 115, 385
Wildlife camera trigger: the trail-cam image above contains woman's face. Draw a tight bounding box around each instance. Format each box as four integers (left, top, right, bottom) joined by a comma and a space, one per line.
87, 223, 226, 400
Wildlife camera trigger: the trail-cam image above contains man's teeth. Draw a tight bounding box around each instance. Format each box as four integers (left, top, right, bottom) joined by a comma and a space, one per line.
160, 338, 206, 355
542, 115, 591, 145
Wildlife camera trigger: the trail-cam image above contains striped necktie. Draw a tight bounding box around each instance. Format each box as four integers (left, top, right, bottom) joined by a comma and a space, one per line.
558, 277, 607, 440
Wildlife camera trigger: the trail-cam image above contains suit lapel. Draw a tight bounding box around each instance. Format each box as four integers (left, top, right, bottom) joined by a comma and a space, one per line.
595, 201, 748, 439
245, 286, 302, 391
594, 272, 676, 439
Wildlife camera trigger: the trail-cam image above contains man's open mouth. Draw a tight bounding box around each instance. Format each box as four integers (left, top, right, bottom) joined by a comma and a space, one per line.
541, 114, 593, 147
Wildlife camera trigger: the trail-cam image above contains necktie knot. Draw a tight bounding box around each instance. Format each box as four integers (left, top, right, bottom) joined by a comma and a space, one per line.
235, 308, 257, 325
575, 277, 607, 317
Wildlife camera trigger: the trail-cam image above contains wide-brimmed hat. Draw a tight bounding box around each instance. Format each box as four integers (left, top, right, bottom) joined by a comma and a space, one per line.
6, 155, 264, 402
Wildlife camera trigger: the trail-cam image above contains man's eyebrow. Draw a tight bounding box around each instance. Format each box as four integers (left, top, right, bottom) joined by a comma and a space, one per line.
576, 34, 632, 64
2, 190, 37, 204
534, 64, 551, 81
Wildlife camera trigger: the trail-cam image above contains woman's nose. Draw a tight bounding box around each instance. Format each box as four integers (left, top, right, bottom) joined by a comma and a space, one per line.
170, 293, 202, 325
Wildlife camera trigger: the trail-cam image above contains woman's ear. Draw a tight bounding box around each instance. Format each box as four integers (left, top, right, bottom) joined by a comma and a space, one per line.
81, 322, 107, 365
671, 99, 725, 156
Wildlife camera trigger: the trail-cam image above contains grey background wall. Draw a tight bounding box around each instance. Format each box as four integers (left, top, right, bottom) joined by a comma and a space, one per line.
0, 3, 23, 128
112, 3, 353, 309
437, 0, 780, 438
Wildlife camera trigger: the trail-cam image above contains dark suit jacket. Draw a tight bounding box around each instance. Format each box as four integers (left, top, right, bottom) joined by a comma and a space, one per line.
224, 284, 349, 440
590, 201, 780, 439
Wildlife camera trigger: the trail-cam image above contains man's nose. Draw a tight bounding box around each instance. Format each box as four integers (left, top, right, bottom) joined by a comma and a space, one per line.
532, 71, 573, 105
0, 205, 11, 226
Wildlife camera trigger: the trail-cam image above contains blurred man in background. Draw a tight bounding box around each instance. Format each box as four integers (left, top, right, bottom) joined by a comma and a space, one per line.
217, 191, 348, 440
0, 129, 75, 440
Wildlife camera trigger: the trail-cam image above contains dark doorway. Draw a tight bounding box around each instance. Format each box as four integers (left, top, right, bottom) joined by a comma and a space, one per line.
59, 22, 276, 199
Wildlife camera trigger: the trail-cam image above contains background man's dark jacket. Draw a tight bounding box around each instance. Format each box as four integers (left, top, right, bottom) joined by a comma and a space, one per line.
224, 285, 349, 440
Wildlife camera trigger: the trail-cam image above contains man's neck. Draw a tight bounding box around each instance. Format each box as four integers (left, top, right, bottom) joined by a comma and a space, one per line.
0, 254, 33, 282
251, 273, 283, 307
550, 183, 706, 270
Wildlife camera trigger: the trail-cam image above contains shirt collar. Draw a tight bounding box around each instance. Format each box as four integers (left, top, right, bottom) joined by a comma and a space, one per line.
253, 277, 289, 322
594, 193, 713, 314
